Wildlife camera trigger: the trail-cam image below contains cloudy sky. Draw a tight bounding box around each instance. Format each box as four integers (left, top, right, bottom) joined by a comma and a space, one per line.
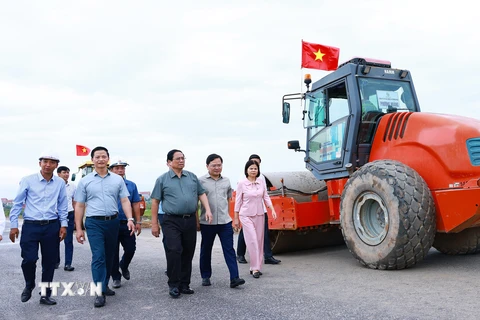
1, 0, 478, 198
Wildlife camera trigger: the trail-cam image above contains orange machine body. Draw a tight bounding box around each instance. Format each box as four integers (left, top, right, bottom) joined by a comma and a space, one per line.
230, 112, 480, 234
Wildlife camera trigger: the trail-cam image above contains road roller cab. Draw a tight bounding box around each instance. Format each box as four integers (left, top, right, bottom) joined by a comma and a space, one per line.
276, 57, 480, 269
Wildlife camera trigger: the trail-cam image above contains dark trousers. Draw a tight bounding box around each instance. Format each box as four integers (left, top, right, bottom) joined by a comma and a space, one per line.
158, 214, 167, 253
111, 222, 136, 281
237, 213, 273, 258
64, 211, 75, 265
20, 221, 60, 293
163, 214, 197, 289
85, 217, 120, 292
200, 222, 239, 280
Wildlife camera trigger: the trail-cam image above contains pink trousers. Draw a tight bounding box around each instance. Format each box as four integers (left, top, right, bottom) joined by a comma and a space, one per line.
239, 214, 264, 271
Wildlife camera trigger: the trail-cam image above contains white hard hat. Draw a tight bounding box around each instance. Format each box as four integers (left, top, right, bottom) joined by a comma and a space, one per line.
39, 150, 60, 162
109, 156, 129, 168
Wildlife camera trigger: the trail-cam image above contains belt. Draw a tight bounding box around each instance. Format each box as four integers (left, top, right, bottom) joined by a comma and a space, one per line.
166, 213, 196, 219
88, 213, 118, 221
24, 219, 58, 225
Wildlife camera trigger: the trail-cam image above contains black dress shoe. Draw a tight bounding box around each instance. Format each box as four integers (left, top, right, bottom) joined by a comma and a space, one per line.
94, 294, 106, 307
202, 278, 211, 286
264, 256, 281, 264
122, 269, 131, 280
104, 287, 115, 296
21, 287, 33, 302
64, 265, 75, 271
249, 270, 263, 275
237, 255, 247, 264
169, 287, 180, 298
252, 271, 261, 279
40, 296, 57, 305
230, 277, 245, 288
180, 287, 194, 294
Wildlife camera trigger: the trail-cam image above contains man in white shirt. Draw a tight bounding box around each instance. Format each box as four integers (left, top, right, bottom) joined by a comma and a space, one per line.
57, 166, 77, 271
0, 204, 5, 241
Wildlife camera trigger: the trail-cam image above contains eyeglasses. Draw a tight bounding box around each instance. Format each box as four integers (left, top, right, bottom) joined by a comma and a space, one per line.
173, 157, 186, 161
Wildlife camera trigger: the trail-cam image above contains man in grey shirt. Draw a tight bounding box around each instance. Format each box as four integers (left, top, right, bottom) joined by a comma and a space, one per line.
150, 149, 213, 299
199, 154, 245, 288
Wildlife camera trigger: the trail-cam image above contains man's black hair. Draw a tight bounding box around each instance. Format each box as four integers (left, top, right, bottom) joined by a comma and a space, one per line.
167, 149, 183, 161
91, 146, 109, 158
57, 166, 70, 174
206, 153, 223, 165
248, 154, 261, 162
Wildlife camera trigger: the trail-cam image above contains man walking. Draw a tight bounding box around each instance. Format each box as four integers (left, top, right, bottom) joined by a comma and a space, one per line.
237, 154, 281, 265
109, 157, 142, 289
74, 146, 135, 308
56, 166, 76, 271
199, 154, 245, 288
150, 149, 213, 298
9, 151, 68, 305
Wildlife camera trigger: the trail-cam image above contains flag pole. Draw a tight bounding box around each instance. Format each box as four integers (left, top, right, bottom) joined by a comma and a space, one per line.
300, 39, 304, 108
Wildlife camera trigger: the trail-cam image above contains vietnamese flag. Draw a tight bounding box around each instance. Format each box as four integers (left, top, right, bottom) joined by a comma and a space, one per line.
301, 41, 340, 71
76, 145, 91, 156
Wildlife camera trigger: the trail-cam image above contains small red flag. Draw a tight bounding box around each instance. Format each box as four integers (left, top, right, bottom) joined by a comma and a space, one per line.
76, 145, 91, 156
301, 41, 340, 71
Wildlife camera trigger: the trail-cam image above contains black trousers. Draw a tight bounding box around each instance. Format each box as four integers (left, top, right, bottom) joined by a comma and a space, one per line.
111, 222, 136, 281
20, 221, 60, 292
237, 213, 273, 258
162, 214, 197, 289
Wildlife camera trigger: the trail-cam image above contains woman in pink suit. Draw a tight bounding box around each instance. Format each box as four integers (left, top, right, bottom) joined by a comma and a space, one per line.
234, 160, 277, 278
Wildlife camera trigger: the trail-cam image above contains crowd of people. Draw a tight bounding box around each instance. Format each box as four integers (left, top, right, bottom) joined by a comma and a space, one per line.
3, 146, 282, 307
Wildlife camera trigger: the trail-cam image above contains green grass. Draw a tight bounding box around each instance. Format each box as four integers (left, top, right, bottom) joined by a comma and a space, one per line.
142, 209, 151, 219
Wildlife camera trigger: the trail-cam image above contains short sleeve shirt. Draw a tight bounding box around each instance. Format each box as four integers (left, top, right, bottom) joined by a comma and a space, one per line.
151, 169, 205, 215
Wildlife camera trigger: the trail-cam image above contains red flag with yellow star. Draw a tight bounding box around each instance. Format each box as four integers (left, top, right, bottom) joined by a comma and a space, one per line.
301, 41, 340, 71
76, 145, 91, 156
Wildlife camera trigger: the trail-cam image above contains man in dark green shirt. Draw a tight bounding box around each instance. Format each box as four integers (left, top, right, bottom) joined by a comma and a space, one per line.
151, 149, 213, 298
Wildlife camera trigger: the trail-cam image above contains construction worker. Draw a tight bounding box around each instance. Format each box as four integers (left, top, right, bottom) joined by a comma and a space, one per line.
0, 204, 5, 241
9, 150, 68, 305
109, 157, 142, 289
56, 166, 76, 271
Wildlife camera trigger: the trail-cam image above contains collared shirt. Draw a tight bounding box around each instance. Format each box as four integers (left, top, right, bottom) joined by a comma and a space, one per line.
234, 177, 272, 217
158, 202, 164, 215
118, 178, 141, 220
10, 172, 68, 228
0, 204, 5, 235
199, 174, 232, 225
238, 174, 267, 212
65, 182, 76, 212
74, 170, 130, 217
151, 169, 205, 215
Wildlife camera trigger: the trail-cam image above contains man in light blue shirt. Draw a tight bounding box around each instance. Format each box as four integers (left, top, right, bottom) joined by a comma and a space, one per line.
9, 151, 68, 305
74, 146, 135, 308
